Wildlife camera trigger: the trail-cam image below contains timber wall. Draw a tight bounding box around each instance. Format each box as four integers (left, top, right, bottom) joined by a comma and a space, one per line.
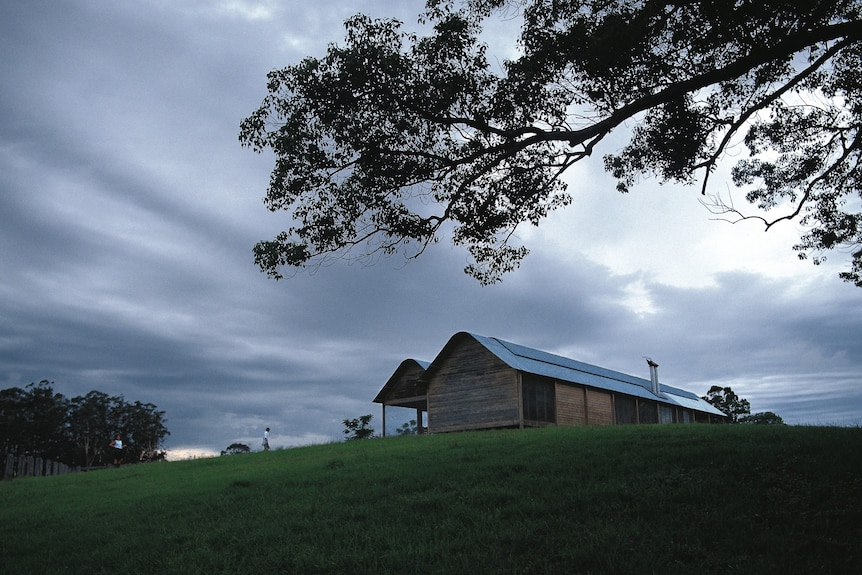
555, 382, 702, 426
556, 384, 587, 426
428, 337, 520, 432
586, 388, 614, 425
554, 382, 613, 426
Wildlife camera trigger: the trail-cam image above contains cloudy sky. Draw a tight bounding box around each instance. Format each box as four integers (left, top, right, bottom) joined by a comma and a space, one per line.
2, 0, 860, 458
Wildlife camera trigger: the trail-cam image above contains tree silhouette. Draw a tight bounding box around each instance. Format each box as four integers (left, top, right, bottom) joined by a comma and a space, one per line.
343, 414, 376, 440
241, 0, 862, 285
702, 385, 752, 424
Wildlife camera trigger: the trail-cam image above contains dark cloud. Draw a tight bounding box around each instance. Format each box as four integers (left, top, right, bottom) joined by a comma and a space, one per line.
2, 1, 860, 457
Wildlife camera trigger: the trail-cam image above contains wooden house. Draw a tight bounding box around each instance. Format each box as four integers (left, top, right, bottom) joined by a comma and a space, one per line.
374, 332, 726, 435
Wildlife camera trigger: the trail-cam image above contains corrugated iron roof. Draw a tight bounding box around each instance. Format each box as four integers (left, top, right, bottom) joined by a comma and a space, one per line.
467, 332, 726, 417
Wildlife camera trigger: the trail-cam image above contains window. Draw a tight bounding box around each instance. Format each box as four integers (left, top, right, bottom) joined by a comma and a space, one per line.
522, 377, 555, 423
659, 405, 674, 424
638, 399, 658, 424
614, 395, 637, 424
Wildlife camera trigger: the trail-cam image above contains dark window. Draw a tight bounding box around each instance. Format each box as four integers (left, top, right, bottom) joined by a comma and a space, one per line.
614, 395, 637, 424
523, 377, 555, 423
638, 400, 658, 424
659, 405, 674, 424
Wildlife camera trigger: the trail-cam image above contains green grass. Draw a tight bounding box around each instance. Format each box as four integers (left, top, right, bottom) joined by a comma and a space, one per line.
2, 425, 861, 574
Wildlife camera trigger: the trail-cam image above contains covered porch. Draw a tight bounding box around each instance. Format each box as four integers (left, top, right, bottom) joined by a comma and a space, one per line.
372, 358, 429, 437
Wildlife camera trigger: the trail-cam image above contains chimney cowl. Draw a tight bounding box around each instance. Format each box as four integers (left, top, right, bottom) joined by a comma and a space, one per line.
645, 358, 661, 396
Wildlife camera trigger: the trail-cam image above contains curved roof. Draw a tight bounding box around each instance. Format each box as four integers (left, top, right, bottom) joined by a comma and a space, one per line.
373, 358, 430, 404
425, 332, 726, 417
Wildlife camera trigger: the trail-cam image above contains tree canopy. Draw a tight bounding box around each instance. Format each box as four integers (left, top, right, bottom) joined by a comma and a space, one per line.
1, 381, 170, 469
241, 0, 862, 285
343, 414, 376, 440
702, 385, 752, 424
740, 411, 785, 425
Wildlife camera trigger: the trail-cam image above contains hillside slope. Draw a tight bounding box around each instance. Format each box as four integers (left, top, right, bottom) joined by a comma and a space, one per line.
2, 425, 860, 574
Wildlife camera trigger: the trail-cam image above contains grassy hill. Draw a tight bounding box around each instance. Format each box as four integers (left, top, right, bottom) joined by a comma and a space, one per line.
2, 425, 860, 574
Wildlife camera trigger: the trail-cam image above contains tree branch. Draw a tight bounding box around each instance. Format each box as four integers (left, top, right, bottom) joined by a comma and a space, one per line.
694, 37, 856, 194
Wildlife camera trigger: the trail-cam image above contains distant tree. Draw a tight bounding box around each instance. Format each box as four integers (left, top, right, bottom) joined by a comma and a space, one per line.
0, 382, 170, 468
23, 381, 71, 461
702, 385, 752, 424
395, 419, 419, 436
740, 411, 785, 425
221, 443, 251, 455
343, 414, 376, 440
241, 0, 862, 286
0, 381, 74, 463
117, 399, 170, 464
68, 393, 170, 467
68, 390, 112, 468
0, 386, 29, 459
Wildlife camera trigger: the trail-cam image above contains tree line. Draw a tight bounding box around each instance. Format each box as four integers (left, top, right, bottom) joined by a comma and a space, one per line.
0, 380, 170, 469
702, 385, 784, 425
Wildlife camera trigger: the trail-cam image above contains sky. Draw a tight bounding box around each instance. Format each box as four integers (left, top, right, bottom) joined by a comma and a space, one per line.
2, 0, 860, 458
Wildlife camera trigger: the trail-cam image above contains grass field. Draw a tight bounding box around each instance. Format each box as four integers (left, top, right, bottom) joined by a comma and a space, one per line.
1, 424, 860, 574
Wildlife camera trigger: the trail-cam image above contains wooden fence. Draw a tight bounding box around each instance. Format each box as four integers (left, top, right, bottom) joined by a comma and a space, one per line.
3, 454, 78, 480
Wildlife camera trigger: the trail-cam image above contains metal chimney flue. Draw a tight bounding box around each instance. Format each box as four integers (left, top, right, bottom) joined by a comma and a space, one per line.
646, 358, 660, 396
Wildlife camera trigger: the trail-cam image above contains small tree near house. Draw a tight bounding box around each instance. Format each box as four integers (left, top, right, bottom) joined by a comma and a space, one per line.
343, 414, 375, 440
396, 420, 418, 436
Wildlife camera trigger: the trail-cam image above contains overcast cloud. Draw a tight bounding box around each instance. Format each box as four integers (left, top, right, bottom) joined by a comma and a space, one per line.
2, 0, 860, 458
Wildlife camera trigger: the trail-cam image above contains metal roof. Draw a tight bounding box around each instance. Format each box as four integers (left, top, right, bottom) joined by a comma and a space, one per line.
466, 332, 726, 417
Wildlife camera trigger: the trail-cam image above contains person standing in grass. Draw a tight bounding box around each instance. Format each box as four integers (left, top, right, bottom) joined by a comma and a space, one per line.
110, 434, 123, 467
263, 427, 270, 451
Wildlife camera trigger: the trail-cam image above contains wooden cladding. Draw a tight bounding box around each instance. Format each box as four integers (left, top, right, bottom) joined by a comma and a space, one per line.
539, 379, 614, 426
586, 388, 614, 425
556, 384, 587, 426
556, 380, 696, 427
557, 382, 614, 426
427, 337, 519, 433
